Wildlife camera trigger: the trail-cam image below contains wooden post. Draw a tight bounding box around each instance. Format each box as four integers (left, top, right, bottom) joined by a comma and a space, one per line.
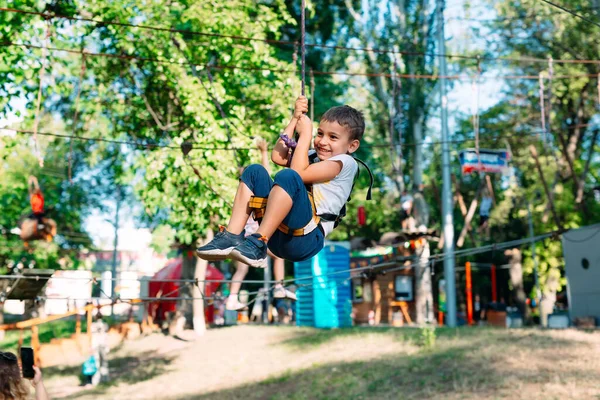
466, 262, 473, 325
453, 176, 477, 245
491, 264, 497, 303
485, 175, 496, 207
18, 329, 23, 356
76, 313, 81, 340
31, 326, 41, 366
457, 179, 485, 247
86, 305, 92, 348
529, 145, 562, 229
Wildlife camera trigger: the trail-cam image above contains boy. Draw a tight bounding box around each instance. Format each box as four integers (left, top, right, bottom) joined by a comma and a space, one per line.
197, 96, 364, 267
226, 139, 295, 311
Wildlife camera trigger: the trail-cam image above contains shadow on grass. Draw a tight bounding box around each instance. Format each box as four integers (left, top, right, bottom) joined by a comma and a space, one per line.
173, 328, 589, 400
55, 350, 176, 400
280, 326, 523, 350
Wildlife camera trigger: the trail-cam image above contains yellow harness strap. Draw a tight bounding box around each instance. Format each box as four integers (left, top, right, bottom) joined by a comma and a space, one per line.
248, 196, 268, 219
247, 187, 321, 237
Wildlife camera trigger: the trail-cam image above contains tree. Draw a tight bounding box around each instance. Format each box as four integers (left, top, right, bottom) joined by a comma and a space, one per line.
0, 1, 303, 331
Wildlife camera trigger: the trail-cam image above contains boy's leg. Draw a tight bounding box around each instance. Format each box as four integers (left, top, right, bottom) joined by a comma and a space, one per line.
226, 261, 249, 311
272, 256, 297, 301
197, 165, 273, 260
230, 169, 315, 266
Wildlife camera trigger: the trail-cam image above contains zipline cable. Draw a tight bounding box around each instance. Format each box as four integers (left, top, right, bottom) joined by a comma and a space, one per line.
4, 7, 600, 66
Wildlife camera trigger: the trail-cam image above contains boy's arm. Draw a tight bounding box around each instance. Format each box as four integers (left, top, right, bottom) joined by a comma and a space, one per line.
257, 139, 272, 174
291, 115, 342, 184
271, 119, 296, 167
271, 96, 309, 167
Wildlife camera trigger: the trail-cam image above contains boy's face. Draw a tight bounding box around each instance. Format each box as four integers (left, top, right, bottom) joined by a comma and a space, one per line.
314, 120, 360, 160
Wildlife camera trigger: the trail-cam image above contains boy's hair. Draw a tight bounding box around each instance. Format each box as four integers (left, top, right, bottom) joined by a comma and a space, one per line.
321, 105, 365, 141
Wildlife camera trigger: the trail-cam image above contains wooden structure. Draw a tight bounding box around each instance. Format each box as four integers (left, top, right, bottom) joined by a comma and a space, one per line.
350, 234, 433, 326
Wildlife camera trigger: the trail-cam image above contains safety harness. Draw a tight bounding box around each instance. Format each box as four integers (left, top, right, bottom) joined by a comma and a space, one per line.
249, 153, 373, 236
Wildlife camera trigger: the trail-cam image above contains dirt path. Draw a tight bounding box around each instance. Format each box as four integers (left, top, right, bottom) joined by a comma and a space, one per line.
43, 326, 600, 400
44, 325, 415, 399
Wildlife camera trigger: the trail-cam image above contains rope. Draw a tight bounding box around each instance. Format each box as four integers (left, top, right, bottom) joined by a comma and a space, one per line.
473, 57, 481, 167
7, 41, 600, 81
539, 72, 547, 143
5, 7, 600, 65
0, 225, 585, 288
3, 127, 555, 151
300, 0, 306, 96
539, 0, 600, 29
547, 57, 553, 149
31, 19, 51, 168
68, 52, 87, 183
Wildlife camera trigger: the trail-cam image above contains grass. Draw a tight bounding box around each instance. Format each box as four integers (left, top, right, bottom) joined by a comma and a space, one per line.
182, 327, 599, 400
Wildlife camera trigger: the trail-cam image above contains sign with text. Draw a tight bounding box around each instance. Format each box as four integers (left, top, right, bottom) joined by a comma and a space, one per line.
459, 149, 511, 174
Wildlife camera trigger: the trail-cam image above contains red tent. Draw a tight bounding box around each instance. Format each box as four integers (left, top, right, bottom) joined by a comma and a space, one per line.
148, 257, 224, 324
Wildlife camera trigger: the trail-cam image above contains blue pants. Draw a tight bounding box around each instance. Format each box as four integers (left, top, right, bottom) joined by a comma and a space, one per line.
240, 164, 324, 261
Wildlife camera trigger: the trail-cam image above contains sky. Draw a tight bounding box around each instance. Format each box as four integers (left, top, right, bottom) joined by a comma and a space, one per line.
0, 0, 505, 250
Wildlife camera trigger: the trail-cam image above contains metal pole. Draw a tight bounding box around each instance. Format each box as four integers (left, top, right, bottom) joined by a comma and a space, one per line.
527, 203, 542, 300
263, 258, 271, 323
436, 0, 457, 327
111, 189, 121, 316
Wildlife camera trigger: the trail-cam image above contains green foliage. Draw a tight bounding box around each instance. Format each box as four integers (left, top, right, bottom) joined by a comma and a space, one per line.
449, 0, 600, 295
419, 326, 436, 349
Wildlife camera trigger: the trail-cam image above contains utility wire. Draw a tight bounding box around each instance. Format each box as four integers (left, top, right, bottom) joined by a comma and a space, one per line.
5, 41, 600, 80
0, 225, 586, 289
2, 127, 557, 151
4, 8, 600, 66
539, 0, 600, 29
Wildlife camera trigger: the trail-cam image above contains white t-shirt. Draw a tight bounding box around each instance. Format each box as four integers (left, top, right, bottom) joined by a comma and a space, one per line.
311, 153, 358, 236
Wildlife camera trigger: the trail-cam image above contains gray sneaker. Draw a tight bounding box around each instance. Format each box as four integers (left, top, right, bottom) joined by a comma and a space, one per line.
196, 226, 245, 261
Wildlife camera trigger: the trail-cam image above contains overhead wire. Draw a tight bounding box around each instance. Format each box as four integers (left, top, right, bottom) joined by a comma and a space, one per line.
5, 127, 549, 151
0, 224, 584, 289
539, 0, 600, 29
4, 7, 600, 66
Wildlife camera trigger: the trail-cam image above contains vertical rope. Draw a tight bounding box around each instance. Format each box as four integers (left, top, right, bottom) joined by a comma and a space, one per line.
300, 0, 306, 96
547, 56, 553, 147
389, 59, 399, 177
309, 68, 315, 122
473, 57, 481, 169
539, 72, 546, 142
395, 59, 403, 179
292, 45, 298, 98
68, 52, 87, 184
597, 73, 600, 110
32, 19, 52, 168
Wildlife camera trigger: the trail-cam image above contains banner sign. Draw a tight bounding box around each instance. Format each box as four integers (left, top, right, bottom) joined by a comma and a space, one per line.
458, 149, 511, 174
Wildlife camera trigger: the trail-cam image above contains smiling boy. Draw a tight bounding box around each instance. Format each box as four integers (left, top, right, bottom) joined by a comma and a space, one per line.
196, 96, 364, 266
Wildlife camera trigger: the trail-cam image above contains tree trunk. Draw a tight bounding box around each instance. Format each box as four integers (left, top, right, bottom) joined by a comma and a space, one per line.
178, 246, 197, 330
412, 113, 424, 188
540, 268, 560, 327
505, 249, 527, 320
0, 303, 4, 341
415, 241, 433, 324
192, 228, 213, 336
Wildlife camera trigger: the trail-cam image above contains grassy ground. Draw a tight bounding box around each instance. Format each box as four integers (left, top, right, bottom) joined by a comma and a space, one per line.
40, 325, 600, 400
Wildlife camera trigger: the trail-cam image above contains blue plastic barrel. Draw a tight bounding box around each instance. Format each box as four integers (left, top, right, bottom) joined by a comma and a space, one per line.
294, 243, 352, 328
